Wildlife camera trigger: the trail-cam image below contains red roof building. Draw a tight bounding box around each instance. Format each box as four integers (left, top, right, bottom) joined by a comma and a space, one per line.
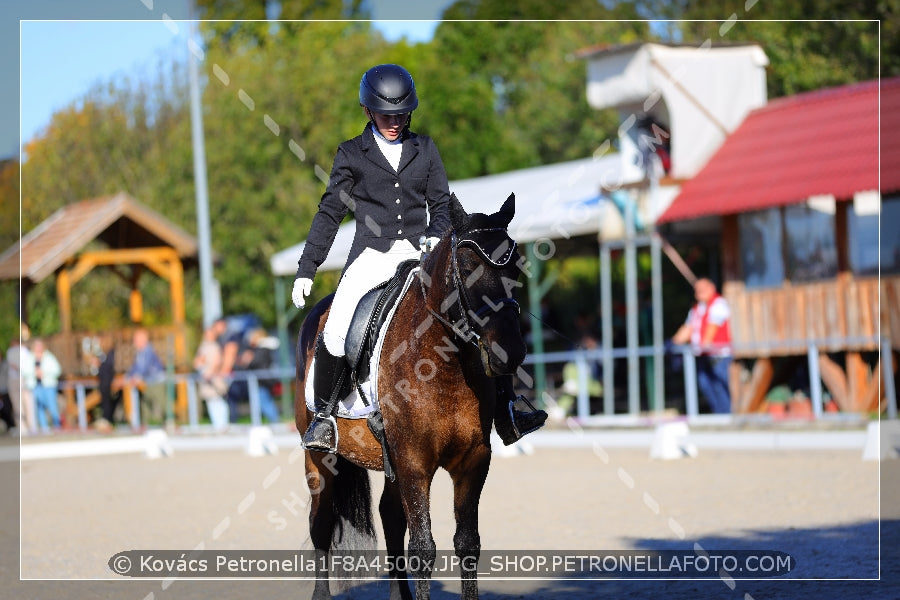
653, 77, 900, 415
659, 77, 900, 223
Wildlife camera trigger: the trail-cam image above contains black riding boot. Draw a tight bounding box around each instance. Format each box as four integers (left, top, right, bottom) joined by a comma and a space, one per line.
302, 336, 350, 453
494, 375, 548, 445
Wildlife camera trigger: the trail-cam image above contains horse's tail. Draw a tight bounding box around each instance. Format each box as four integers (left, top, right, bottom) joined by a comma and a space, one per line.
328, 455, 376, 590
331, 454, 376, 549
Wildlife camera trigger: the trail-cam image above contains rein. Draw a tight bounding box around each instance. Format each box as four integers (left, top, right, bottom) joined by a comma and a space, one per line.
521, 307, 579, 348
418, 229, 520, 375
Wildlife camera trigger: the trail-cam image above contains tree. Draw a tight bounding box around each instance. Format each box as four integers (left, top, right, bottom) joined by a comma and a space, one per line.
0, 158, 20, 347
196, 20, 392, 318
662, 0, 894, 97
418, 17, 648, 178
194, 0, 369, 52
0, 159, 17, 252
15, 61, 197, 336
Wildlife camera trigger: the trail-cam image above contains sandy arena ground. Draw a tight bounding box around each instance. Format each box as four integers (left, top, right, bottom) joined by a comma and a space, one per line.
2, 429, 898, 599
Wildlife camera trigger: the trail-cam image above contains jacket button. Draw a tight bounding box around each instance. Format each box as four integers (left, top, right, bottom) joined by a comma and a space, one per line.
397, 215, 402, 220
395, 199, 400, 204
394, 182, 399, 187
397, 229, 402, 235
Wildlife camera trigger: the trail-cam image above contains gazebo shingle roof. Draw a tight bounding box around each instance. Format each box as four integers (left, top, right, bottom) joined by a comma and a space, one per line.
0, 192, 198, 283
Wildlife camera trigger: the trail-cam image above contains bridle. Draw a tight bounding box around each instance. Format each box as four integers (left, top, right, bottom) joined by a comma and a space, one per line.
418, 228, 521, 375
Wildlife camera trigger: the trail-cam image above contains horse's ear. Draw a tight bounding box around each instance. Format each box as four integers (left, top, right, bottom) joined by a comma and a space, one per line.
496, 193, 515, 226
449, 193, 469, 231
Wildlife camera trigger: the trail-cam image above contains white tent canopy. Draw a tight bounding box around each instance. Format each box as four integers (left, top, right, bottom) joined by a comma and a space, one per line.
583, 42, 768, 181
270, 154, 623, 276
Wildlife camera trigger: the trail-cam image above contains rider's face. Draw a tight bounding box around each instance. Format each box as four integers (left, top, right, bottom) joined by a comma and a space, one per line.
367, 109, 409, 141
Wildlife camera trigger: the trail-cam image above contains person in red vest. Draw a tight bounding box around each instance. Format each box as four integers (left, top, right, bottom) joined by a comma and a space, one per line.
671, 278, 733, 413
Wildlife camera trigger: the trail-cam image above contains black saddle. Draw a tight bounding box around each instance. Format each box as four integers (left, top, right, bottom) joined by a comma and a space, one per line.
344, 259, 418, 394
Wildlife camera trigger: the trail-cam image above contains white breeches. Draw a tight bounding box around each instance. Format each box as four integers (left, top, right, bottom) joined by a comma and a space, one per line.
323, 239, 420, 356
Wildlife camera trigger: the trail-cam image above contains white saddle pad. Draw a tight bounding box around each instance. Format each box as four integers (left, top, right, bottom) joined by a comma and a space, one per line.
304, 267, 419, 419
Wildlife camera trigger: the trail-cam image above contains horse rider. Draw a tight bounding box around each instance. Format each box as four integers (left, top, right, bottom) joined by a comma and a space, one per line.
292, 63, 547, 452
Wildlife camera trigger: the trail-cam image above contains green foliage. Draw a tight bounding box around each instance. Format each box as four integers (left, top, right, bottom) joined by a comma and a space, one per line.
15, 60, 194, 339
421, 19, 644, 177
0, 159, 19, 349
199, 20, 391, 318
665, 1, 894, 97
0, 160, 17, 252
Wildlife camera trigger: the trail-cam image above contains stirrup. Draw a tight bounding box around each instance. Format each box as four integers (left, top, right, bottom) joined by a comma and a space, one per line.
302, 413, 339, 453
498, 396, 547, 445
510, 396, 547, 435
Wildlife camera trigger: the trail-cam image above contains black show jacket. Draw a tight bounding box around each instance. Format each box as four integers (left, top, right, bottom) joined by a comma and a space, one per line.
296, 125, 452, 280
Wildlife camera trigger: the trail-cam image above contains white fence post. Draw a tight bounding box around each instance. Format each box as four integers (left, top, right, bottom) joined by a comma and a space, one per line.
75, 383, 87, 431
884, 338, 897, 419
247, 374, 262, 426
186, 376, 200, 431
128, 385, 141, 429
807, 343, 824, 418
575, 352, 590, 418
683, 348, 699, 418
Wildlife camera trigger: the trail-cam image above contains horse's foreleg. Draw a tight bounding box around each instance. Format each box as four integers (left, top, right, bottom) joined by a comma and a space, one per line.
450, 451, 491, 600
380, 477, 413, 600
398, 470, 436, 600
306, 456, 335, 600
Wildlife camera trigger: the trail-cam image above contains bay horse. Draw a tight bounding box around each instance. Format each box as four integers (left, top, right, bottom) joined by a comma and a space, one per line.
294, 193, 527, 600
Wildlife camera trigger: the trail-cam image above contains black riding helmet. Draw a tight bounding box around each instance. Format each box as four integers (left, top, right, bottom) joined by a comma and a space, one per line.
359, 64, 418, 115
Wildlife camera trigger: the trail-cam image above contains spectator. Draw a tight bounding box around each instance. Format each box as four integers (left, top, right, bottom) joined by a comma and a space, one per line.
0, 347, 14, 432
7, 325, 36, 434
25, 339, 62, 433
226, 328, 279, 424
93, 341, 120, 433
670, 278, 733, 414
124, 329, 167, 426
213, 318, 241, 378
212, 317, 242, 423
194, 324, 229, 431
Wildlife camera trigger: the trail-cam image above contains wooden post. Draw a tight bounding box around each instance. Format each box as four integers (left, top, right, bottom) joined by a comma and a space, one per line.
846, 351, 868, 411
737, 357, 773, 413
129, 289, 144, 323
56, 268, 72, 332
818, 353, 851, 411
861, 358, 882, 413
728, 360, 742, 413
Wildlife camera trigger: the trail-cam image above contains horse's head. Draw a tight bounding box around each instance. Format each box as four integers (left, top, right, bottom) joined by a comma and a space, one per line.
423, 193, 526, 376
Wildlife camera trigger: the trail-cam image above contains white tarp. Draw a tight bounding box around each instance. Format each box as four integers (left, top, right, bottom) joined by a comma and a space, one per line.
270, 154, 625, 276
584, 43, 768, 180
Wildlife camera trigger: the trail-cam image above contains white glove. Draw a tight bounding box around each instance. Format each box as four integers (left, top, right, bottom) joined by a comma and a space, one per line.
292, 278, 313, 308
420, 236, 441, 253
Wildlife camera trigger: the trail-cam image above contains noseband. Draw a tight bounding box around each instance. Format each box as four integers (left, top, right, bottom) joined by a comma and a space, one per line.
419, 229, 521, 375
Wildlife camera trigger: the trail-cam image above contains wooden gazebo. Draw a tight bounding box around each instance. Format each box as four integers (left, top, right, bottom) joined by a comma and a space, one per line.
0, 192, 198, 419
